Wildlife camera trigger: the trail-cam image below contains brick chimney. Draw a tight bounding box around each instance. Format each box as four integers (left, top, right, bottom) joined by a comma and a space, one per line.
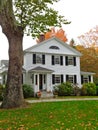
39, 34, 45, 43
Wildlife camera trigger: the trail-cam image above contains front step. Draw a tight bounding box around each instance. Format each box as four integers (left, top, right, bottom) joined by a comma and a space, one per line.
41, 91, 53, 98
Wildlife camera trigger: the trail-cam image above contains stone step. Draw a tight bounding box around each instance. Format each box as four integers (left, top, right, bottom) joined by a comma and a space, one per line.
41, 91, 53, 98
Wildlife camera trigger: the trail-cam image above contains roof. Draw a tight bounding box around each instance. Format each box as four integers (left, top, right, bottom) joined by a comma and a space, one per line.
0, 60, 9, 67
81, 71, 95, 75
29, 66, 54, 73
24, 37, 82, 56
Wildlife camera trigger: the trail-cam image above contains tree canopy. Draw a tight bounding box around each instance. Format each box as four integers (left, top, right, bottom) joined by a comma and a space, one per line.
14, 0, 70, 37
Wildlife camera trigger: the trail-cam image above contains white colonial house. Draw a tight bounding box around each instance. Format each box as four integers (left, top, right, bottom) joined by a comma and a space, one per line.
0, 37, 95, 95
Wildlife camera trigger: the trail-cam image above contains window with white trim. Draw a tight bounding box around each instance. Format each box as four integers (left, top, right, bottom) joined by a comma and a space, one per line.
83, 75, 89, 83
54, 55, 60, 64
36, 54, 42, 63
68, 75, 74, 83
68, 56, 74, 65
55, 75, 61, 83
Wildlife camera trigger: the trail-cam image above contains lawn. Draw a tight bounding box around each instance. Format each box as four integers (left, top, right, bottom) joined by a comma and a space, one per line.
0, 100, 98, 130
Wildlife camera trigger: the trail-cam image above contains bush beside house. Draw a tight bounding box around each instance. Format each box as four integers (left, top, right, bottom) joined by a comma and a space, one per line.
53, 82, 97, 96
81, 82, 96, 96
22, 84, 34, 98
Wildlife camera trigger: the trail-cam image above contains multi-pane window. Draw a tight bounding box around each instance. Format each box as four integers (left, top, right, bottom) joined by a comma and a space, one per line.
67, 75, 74, 83
68, 56, 74, 65
33, 54, 45, 64
36, 54, 42, 63
81, 75, 91, 84
83, 76, 89, 83
66, 56, 76, 66
54, 56, 60, 64
55, 75, 61, 83
66, 75, 77, 84
52, 55, 63, 65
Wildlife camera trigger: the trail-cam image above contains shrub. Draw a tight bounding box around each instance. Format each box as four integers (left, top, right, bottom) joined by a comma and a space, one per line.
0, 84, 4, 101
96, 86, 98, 96
22, 84, 34, 98
73, 84, 81, 96
55, 82, 73, 96
81, 82, 96, 96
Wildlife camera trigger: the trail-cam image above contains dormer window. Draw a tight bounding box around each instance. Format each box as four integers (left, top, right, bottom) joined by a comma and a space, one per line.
49, 46, 59, 50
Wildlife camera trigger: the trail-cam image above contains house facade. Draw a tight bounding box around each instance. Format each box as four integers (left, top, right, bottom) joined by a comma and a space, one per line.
0, 37, 95, 94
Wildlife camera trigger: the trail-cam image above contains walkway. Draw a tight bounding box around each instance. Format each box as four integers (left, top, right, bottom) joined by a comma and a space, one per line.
0, 97, 98, 105
26, 97, 98, 103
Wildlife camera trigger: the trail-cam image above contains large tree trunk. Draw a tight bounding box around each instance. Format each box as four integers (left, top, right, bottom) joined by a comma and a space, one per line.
0, 0, 25, 108
1, 30, 24, 109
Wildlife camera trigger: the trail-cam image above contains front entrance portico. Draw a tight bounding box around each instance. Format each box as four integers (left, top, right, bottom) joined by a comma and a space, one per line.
29, 66, 54, 94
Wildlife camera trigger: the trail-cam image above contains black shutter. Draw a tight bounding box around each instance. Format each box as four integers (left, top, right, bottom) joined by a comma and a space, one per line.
81, 75, 83, 84
33, 54, 36, 64
89, 75, 91, 82
52, 74, 55, 84
66, 75, 69, 82
65, 56, 68, 66
60, 56, 63, 65
74, 75, 77, 84
52, 55, 54, 65
73, 57, 76, 66
42, 55, 45, 64
61, 75, 63, 83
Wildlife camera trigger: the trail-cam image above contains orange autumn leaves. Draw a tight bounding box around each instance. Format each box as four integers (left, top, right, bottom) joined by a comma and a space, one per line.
37, 28, 68, 43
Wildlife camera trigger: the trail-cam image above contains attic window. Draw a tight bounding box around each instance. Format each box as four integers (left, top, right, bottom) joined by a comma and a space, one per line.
49, 46, 59, 50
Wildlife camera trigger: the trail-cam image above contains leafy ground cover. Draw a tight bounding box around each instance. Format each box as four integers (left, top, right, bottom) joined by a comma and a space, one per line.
0, 100, 98, 130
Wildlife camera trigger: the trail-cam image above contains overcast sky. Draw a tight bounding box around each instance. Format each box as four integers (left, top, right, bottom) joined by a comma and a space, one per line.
0, 0, 98, 60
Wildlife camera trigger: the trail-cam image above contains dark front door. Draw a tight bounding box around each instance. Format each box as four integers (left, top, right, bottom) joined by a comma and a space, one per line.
39, 74, 43, 90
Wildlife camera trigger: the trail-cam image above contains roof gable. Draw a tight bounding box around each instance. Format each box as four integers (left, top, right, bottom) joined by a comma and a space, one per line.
24, 37, 82, 56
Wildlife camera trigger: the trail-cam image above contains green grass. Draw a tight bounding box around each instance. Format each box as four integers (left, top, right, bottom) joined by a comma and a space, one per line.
0, 100, 98, 130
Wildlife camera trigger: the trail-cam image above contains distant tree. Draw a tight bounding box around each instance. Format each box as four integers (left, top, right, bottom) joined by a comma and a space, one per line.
0, 0, 70, 108
37, 27, 68, 43
78, 25, 98, 49
76, 45, 98, 84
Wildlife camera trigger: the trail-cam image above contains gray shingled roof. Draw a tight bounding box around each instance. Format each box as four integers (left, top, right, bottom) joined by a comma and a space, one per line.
81, 71, 95, 75
29, 66, 54, 73
0, 60, 9, 67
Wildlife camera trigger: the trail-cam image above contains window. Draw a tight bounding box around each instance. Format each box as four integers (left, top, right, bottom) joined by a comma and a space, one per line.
55, 75, 61, 83
54, 55, 60, 64
68, 56, 74, 65
81, 75, 90, 84
66, 56, 76, 66
35, 75, 38, 85
49, 46, 60, 50
83, 76, 89, 83
33, 54, 45, 64
67, 75, 74, 83
66, 75, 77, 84
36, 54, 42, 63
52, 75, 63, 84
52, 55, 63, 65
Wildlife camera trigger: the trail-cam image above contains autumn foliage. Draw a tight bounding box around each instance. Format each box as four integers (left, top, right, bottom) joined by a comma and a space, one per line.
37, 28, 68, 43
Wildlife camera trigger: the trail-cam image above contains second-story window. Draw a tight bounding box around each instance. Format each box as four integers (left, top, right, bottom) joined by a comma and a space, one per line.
52, 55, 63, 65
65, 56, 76, 66
33, 54, 45, 64
54, 55, 60, 64
36, 54, 42, 63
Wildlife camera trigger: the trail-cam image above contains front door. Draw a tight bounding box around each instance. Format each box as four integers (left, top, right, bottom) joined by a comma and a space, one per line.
39, 74, 43, 90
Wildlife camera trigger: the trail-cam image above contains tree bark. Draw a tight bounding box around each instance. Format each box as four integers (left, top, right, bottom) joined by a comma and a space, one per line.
1, 28, 24, 108
0, 0, 25, 108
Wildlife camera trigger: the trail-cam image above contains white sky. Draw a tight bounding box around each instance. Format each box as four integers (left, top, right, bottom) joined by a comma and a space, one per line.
0, 0, 98, 60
